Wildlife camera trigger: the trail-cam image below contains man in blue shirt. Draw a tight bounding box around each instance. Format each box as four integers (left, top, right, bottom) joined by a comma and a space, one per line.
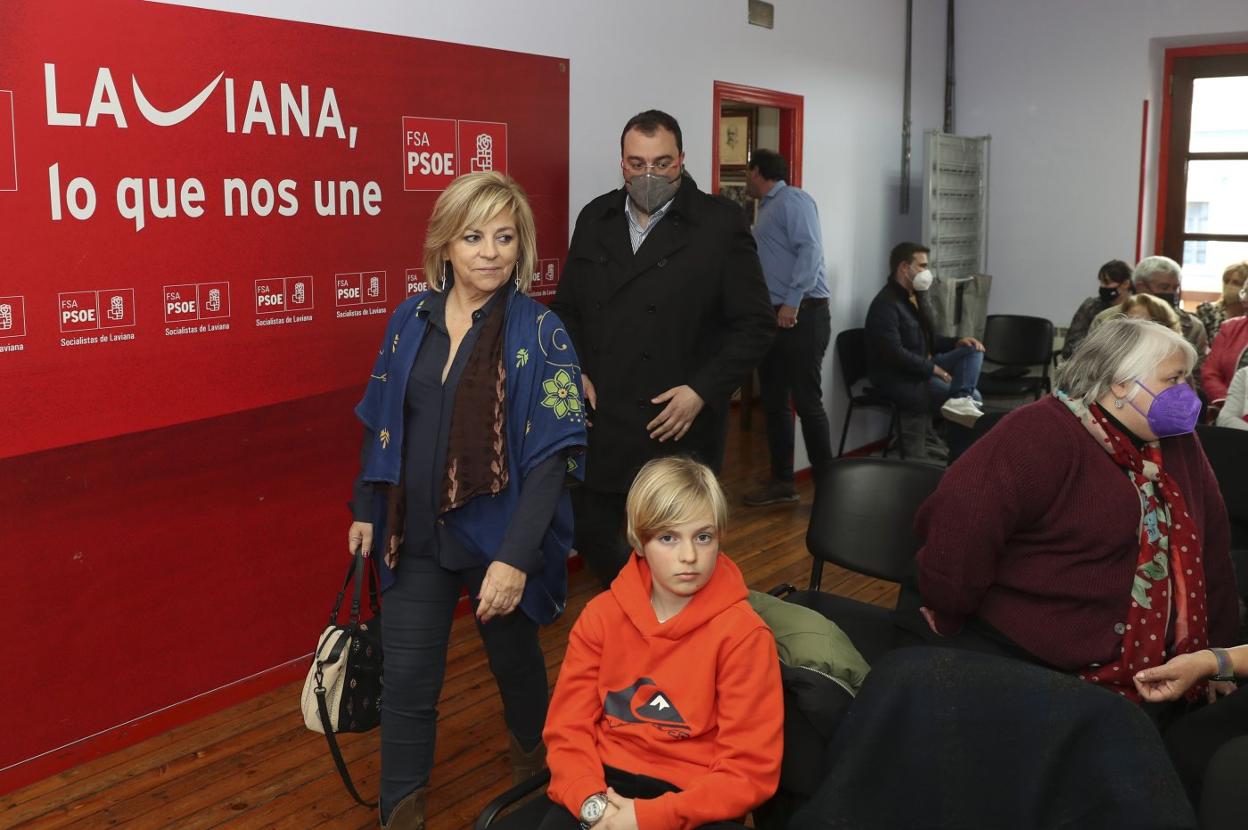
742, 150, 835, 506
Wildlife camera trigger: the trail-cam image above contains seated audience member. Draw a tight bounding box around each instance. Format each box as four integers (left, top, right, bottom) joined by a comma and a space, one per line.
1135, 645, 1247, 828
1195, 261, 1248, 342
1062, 259, 1132, 359
539, 456, 783, 830
1123, 293, 1182, 332
1214, 366, 1248, 431
865, 242, 986, 459
1201, 292, 1248, 411
915, 318, 1237, 692
1091, 256, 1209, 394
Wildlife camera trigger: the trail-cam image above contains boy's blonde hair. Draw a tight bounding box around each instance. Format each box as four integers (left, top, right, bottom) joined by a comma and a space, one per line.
625, 456, 729, 552
422, 171, 537, 293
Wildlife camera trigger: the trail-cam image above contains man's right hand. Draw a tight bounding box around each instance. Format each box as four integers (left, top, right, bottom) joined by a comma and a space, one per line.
348, 521, 373, 557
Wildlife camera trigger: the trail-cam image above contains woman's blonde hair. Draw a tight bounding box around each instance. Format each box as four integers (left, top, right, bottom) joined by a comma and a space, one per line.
625, 456, 729, 552
1223, 260, 1248, 286
422, 172, 537, 293
1122, 293, 1181, 332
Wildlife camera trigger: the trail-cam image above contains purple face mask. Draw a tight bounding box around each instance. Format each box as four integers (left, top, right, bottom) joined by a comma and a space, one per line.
1126, 379, 1201, 438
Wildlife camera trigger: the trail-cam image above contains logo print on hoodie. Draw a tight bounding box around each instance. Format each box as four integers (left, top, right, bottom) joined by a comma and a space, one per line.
604, 677, 691, 738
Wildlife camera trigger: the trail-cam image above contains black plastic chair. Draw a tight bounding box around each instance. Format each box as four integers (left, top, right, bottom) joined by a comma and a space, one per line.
834, 328, 903, 457
772, 457, 944, 662
1196, 424, 1248, 603
976, 315, 1055, 402
474, 770, 551, 829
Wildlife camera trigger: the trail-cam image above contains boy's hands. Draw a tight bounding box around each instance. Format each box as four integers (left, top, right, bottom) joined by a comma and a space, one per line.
601, 788, 638, 830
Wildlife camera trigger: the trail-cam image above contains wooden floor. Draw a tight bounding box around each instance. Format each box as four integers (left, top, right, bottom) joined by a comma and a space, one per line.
3, 414, 896, 830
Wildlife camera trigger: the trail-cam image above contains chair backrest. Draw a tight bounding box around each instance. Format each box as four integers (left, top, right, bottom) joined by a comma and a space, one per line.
834, 328, 869, 396
983, 314, 1055, 367
806, 458, 944, 582
1196, 424, 1248, 528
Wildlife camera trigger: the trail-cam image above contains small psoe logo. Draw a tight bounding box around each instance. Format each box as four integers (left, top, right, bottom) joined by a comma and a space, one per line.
471, 133, 494, 172
367, 275, 381, 298
205, 288, 221, 312
292, 281, 306, 304
107, 295, 125, 321
0, 303, 11, 330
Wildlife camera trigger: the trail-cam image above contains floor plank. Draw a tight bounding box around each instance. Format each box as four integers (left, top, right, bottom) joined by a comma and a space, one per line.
3, 409, 899, 829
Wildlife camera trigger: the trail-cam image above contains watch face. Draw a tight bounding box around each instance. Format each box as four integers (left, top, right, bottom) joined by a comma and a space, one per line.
582, 795, 607, 822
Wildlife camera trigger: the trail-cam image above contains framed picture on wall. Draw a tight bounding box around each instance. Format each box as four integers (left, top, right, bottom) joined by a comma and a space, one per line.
718, 175, 757, 224
719, 112, 752, 168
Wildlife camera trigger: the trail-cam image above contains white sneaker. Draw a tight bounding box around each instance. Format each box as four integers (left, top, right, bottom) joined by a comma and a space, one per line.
940, 396, 983, 428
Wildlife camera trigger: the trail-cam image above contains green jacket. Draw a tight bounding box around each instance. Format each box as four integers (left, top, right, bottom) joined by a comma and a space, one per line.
747, 590, 871, 695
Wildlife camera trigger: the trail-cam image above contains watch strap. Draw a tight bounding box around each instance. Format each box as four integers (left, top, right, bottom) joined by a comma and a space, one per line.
1210, 647, 1235, 682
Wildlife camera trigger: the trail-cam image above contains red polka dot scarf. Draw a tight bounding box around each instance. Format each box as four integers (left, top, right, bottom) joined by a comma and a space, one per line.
1059, 393, 1210, 702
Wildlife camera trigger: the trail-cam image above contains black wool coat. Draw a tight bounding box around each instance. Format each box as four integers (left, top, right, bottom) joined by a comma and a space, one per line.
551, 179, 775, 493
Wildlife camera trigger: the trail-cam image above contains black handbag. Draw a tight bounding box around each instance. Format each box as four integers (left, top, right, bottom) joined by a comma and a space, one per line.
300, 550, 383, 807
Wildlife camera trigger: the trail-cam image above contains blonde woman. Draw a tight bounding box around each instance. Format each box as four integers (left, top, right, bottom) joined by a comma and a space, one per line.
348, 172, 587, 828
1122, 292, 1182, 333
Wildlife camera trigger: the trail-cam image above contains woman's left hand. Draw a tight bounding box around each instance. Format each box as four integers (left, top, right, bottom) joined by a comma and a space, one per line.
477, 560, 527, 623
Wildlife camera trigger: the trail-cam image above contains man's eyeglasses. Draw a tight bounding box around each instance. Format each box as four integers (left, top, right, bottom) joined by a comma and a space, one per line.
625, 158, 678, 174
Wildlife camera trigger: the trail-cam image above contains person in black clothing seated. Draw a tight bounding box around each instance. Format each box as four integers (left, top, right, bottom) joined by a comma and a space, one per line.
1061, 259, 1133, 360
864, 242, 986, 460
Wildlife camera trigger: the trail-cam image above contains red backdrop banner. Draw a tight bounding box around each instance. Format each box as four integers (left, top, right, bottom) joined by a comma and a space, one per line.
0, 0, 568, 782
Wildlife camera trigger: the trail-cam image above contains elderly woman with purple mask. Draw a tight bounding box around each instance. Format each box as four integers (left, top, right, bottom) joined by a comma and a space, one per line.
915, 318, 1238, 706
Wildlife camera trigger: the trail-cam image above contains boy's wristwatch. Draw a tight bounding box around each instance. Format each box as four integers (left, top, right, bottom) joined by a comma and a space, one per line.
579, 792, 609, 828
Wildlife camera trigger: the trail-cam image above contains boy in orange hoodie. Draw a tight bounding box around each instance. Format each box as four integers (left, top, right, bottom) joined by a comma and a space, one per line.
538, 457, 784, 830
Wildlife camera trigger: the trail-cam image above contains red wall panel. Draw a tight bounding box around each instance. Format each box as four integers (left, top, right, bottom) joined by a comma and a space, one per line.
0, 0, 569, 780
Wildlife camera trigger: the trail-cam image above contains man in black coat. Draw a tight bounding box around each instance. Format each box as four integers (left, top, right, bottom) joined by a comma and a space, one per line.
864, 242, 985, 460
551, 110, 775, 587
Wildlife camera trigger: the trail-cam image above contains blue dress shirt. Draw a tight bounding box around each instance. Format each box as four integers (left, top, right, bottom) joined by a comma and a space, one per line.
753, 180, 830, 308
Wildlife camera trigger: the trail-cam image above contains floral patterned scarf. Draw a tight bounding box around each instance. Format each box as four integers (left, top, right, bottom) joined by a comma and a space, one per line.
1057, 391, 1210, 702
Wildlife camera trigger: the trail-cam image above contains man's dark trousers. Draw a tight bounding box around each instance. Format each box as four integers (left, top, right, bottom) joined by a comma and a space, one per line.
757, 302, 835, 482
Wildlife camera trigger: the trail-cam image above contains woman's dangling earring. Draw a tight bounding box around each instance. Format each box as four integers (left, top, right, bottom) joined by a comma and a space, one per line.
1113, 397, 1124, 409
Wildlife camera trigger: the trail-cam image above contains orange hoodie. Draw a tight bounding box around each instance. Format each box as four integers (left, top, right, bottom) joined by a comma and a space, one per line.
544, 552, 783, 830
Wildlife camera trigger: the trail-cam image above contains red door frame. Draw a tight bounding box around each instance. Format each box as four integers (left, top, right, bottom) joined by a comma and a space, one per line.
1152, 41, 1248, 256
711, 81, 804, 191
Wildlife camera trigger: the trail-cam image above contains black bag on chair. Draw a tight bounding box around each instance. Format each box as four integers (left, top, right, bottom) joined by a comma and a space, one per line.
299, 550, 383, 807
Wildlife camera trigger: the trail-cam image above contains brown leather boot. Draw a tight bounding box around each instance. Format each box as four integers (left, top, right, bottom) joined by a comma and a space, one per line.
508, 733, 547, 785
380, 788, 425, 830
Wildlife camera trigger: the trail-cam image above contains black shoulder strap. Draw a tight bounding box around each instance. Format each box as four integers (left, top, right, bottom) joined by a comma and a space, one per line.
316, 686, 377, 808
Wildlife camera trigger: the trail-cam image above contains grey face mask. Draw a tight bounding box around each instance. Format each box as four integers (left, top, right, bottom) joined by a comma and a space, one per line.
627, 172, 680, 214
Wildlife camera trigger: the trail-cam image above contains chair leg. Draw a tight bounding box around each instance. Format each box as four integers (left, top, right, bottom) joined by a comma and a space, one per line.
809, 559, 824, 592
891, 405, 905, 460
837, 401, 854, 457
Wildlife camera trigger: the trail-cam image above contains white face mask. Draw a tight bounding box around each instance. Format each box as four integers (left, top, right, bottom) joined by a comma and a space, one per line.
911, 268, 934, 292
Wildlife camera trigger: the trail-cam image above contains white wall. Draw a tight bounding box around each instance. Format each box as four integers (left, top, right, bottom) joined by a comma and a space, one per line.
155, 0, 929, 465
953, 0, 1248, 324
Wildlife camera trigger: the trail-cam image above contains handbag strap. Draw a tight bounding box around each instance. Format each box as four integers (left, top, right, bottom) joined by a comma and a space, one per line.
315, 685, 377, 808
329, 552, 382, 627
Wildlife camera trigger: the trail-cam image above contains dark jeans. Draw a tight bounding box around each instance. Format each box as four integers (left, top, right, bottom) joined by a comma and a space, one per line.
758, 303, 834, 482
571, 488, 630, 589
535, 765, 750, 829
379, 555, 548, 819
927, 344, 984, 407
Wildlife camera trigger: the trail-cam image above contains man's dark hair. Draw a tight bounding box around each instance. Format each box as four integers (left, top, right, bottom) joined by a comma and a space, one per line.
1098, 259, 1132, 285
747, 149, 788, 182
620, 110, 683, 154
889, 242, 930, 276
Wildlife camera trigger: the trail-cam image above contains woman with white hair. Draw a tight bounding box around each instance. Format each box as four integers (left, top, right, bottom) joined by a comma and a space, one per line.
916, 318, 1238, 698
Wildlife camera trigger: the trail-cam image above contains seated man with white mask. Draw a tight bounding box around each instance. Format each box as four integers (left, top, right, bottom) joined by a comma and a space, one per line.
865, 242, 985, 460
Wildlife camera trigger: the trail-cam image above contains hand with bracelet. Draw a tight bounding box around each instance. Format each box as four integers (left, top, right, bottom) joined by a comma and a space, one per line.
1133, 645, 1243, 703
